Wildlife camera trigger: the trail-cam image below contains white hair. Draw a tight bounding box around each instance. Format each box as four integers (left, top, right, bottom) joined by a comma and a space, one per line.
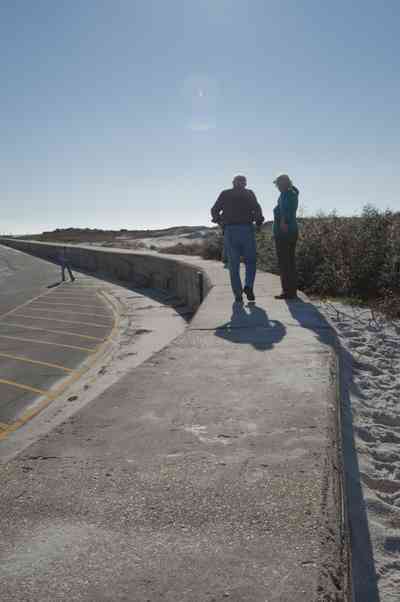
273, 174, 292, 186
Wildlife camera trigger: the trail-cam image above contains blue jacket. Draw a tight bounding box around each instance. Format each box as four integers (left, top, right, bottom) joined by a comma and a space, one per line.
273, 186, 299, 237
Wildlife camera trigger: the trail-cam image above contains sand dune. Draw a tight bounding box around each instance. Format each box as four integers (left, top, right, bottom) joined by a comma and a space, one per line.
318, 301, 400, 600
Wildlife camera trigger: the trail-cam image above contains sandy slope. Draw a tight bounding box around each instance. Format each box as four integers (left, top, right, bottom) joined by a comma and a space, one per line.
318, 301, 400, 600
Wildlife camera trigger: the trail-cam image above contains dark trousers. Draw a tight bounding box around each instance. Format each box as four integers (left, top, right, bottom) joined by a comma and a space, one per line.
275, 233, 298, 297
62, 264, 74, 281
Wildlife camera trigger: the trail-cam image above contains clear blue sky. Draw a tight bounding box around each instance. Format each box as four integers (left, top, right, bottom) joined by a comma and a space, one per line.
1, 0, 399, 234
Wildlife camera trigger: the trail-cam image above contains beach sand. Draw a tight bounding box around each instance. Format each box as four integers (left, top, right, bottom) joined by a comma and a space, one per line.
318, 301, 400, 601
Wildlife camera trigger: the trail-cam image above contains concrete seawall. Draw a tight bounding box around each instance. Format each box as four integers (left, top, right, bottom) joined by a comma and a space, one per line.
1, 239, 211, 311
0, 238, 351, 600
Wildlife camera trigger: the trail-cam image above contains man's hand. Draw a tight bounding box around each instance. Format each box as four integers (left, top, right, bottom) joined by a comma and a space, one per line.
280, 221, 289, 234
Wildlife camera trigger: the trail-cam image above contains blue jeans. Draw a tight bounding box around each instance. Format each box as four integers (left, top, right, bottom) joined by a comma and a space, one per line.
224, 224, 257, 297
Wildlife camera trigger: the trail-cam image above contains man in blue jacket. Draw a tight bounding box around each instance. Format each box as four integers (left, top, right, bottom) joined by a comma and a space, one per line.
211, 175, 264, 303
273, 174, 299, 299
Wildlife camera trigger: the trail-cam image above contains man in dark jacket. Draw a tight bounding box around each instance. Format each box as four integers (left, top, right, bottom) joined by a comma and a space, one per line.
211, 175, 264, 303
57, 247, 75, 282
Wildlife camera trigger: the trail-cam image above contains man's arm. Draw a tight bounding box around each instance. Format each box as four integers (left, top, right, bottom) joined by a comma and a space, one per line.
211, 193, 224, 223
249, 190, 265, 226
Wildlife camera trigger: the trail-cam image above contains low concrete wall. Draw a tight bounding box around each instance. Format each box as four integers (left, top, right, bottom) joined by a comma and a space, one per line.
1, 239, 212, 311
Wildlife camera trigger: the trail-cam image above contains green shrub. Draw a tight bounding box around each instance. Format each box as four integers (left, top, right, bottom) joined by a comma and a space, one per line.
257, 207, 400, 300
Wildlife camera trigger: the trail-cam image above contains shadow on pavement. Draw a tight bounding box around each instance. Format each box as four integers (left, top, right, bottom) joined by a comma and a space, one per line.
286, 297, 380, 602
47, 281, 62, 289
214, 302, 286, 351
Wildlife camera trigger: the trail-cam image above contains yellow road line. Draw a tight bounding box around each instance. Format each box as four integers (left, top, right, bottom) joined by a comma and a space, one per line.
59, 284, 101, 291
0, 287, 55, 319
19, 306, 112, 319
0, 289, 120, 442
11, 313, 111, 329
57, 289, 102, 293
46, 293, 98, 297
0, 322, 105, 342
29, 301, 107, 310
0, 422, 9, 432
48, 290, 101, 297
98, 291, 120, 346
46, 296, 102, 302
59, 285, 99, 288
0, 279, 86, 321
0, 334, 95, 353
0, 379, 52, 397
0, 352, 78, 373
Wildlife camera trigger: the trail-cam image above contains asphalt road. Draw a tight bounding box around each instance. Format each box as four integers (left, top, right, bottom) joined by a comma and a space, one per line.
0, 245, 114, 434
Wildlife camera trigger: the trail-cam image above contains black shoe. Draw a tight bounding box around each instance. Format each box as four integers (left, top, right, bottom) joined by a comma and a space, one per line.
235, 294, 243, 303
243, 286, 255, 301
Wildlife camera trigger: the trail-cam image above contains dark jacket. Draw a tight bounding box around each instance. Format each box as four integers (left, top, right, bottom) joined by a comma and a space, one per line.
57, 252, 67, 266
211, 188, 264, 226
273, 186, 299, 237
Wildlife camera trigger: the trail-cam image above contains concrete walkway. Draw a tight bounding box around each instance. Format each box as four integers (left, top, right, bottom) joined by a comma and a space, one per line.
0, 260, 347, 601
